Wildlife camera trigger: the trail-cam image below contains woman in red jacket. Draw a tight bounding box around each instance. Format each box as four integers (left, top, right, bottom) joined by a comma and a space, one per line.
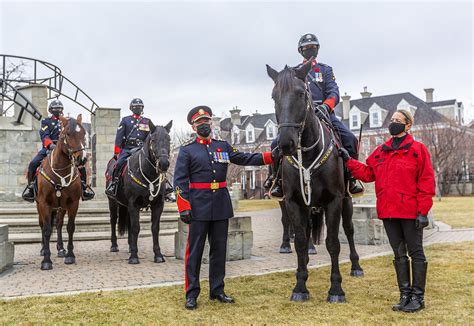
339, 109, 435, 313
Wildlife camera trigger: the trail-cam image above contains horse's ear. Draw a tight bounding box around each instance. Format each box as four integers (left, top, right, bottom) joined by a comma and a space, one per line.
76, 114, 82, 125
266, 64, 279, 83
295, 58, 313, 80
59, 116, 68, 127
164, 120, 173, 133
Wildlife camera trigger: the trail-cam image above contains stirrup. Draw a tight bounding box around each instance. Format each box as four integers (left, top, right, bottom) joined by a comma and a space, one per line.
348, 180, 365, 197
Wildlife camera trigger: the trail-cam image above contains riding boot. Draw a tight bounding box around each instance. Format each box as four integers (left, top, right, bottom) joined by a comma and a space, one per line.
79, 167, 95, 201
402, 261, 428, 313
345, 152, 364, 196
269, 158, 283, 199
22, 171, 36, 202
263, 174, 273, 192
392, 257, 411, 311
105, 165, 121, 197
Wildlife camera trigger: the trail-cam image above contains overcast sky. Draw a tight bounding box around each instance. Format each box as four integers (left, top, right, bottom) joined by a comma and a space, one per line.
1, 0, 472, 130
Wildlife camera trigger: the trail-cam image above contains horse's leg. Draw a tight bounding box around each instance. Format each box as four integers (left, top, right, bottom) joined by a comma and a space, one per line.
109, 199, 119, 252
151, 199, 165, 263
342, 195, 364, 277
39, 203, 53, 270
287, 201, 311, 302
325, 197, 345, 303
64, 200, 79, 265
39, 219, 45, 256
307, 210, 317, 255
279, 202, 292, 253
128, 206, 140, 264
56, 210, 67, 257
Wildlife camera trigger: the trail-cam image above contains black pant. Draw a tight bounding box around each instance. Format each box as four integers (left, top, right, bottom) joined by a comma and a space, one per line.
28, 148, 48, 182
383, 218, 426, 262
185, 219, 228, 299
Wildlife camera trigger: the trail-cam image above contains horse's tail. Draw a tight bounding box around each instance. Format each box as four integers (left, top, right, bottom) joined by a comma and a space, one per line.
310, 207, 324, 245
118, 205, 129, 236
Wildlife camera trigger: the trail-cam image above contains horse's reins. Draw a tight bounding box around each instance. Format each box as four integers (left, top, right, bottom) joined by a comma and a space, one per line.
128, 137, 167, 201
277, 85, 335, 206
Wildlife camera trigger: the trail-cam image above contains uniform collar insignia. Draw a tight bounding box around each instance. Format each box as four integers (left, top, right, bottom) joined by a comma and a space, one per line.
196, 137, 212, 145
132, 114, 141, 119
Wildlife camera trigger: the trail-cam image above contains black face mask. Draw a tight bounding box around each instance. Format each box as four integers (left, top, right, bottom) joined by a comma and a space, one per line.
389, 122, 406, 136
50, 109, 62, 118
131, 106, 143, 116
301, 47, 318, 60
196, 123, 211, 138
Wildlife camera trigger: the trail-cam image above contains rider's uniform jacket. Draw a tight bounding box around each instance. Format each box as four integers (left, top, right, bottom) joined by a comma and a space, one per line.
298, 59, 340, 111
40, 116, 62, 149
114, 114, 156, 154
174, 135, 273, 221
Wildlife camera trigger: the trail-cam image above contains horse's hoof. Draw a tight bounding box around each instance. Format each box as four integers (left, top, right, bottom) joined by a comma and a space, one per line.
279, 246, 292, 254
308, 248, 317, 255
128, 257, 140, 264
110, 246, 119, 253
57, 249, 67, 258
64, 256, 76, 265
327, 295, 346, 303
40, 249, 45, 256
290, 292, 310, 302
40, 262, 53, 270
350, 269, 364, 277
154, 256, 165, 263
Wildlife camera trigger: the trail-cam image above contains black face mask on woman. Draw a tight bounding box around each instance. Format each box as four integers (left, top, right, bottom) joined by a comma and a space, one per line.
301, 47, 318, 60
389, 122, 406, 136
196, 123, 211, 137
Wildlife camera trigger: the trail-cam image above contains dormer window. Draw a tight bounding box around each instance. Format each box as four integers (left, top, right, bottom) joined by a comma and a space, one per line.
352, 114, 359, 128
265, 121, 276, 140
372, 111, 379, 126
349, 106, 361, 130
246, 124, 255, 143
397, 99, 417, 117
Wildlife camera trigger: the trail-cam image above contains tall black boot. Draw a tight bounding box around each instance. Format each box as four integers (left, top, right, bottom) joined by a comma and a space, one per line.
22, 171, 36, 202
79, 167, 95, 201
345, 152, 364, 196
105, 167, 120, 198
402, 261, 428, 313
269, 157, 283, 199
392, 257, 411, 311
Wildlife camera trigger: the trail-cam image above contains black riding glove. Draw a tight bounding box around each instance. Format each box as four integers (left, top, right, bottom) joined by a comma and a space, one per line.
180, 210, 192, 224
48, 143, 57, 150
315, 104, 331, 121
415, 213, 429, 229
338, 148, 351, 162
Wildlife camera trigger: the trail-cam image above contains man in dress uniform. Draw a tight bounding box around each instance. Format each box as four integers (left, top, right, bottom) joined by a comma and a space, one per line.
105, 98, 156, 197
22, 99, 95, 202
174, 105, 274, 310
268, 33, 364, 198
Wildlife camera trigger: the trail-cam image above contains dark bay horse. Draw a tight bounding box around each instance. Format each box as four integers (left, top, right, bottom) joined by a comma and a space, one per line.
266, 61, 363, 302
106, 121, 172, 264
36, 115, 87, 270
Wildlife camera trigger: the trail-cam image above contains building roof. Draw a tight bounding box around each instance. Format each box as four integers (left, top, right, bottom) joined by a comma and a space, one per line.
220, 113, 276, 131
333, 92, 449, 129
427, 99, 456, 107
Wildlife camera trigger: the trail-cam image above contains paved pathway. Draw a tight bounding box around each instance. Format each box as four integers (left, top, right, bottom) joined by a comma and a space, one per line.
1, 208, 472, 299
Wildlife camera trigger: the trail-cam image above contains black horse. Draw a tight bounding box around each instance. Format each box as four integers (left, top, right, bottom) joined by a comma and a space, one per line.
279, 201, 317, 254
267, 62, 363, 302
106, 121, 172, 264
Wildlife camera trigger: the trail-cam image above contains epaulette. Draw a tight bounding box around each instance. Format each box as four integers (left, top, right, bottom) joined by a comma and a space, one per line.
182, 135, 197, 147
318, 62, 331, 68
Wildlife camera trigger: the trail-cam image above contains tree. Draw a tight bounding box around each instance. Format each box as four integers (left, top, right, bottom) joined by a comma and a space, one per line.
0, 60, 28, 116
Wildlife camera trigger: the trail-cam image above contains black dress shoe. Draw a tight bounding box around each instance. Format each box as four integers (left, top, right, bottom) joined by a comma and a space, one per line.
185, 297, 197, 310
210, 293, 234, 303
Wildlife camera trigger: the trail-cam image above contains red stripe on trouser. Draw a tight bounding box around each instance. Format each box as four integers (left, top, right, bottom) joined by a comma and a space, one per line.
184, 224, 190, 291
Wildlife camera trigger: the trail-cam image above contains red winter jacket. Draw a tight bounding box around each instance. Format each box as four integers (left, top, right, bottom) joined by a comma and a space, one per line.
347, 134, 435, 219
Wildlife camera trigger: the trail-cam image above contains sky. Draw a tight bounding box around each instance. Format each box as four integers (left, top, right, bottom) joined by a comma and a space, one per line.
0, 0, 473, 131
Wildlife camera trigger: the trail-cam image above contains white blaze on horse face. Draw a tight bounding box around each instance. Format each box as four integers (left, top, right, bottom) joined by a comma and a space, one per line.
76, 125, 81, 133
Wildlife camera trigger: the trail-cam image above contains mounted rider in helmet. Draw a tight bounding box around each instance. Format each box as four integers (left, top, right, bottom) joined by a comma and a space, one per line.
22, 99, 95, 202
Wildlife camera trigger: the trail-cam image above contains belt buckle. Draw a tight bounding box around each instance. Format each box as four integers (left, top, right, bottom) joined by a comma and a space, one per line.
210, 182, 219, 190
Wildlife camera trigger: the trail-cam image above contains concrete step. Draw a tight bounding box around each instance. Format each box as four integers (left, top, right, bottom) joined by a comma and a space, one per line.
8, 228, 177, 244
0, 206, 178, 216
0, 212, 178, 220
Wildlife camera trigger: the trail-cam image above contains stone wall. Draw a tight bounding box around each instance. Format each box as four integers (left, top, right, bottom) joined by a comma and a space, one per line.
0, 225, 14, 273
91, 107, 121, 196
175, 215, 253, 263
339, 204, 389, 245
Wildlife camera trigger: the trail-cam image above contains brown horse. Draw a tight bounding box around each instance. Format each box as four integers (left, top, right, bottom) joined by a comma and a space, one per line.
36, 114, 87, 270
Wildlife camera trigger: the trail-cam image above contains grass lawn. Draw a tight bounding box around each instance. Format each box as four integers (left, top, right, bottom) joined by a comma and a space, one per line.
236, 199, 280, 212
432, 196, 474, 229
1, 242, 472, 324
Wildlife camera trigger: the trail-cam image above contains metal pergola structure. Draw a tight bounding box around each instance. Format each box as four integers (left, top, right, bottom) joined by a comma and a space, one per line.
0, 54, 99, 123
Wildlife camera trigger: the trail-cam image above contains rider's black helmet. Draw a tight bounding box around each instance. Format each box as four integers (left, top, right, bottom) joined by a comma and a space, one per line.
298, 33, 320, 53
48, 99, 64, 116
130, 98, 144, 115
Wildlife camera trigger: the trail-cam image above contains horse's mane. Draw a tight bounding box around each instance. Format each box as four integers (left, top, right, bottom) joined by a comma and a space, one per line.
275, 66, 297, 93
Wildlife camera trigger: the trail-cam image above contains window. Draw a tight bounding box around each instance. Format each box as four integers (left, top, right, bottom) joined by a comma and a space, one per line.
250, 170, 255, 190
352, 114, 359, 128
212, 127, 220, 139
246, 125, 255, 143
266, 124, 275, 140
375, 137, 383, 146
362, 138, 370, 149
372, 111, 379, 126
